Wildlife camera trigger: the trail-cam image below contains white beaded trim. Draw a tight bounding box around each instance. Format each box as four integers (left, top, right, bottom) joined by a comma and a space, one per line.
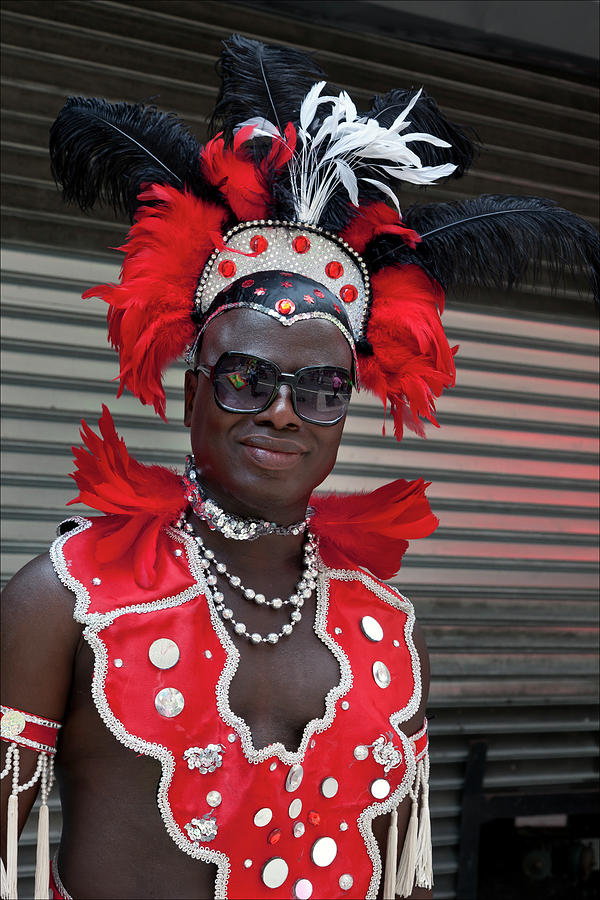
325, 567, 423, 899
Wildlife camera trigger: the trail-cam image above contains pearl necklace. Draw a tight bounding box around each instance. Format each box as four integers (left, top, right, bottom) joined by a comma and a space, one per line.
180, 519, 318, 645
182, 456, 312, 540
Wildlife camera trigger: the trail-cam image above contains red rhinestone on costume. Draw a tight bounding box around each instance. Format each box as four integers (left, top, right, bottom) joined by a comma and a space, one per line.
314, 289, 325, 299
326, 260, 344, 279
268, 828, 282, 845
250, 235, 268, 253
242, 279, 255, 288
308, 811, 321, 826
334, 303, 342, 313
340, 284, 358, 303
303, 294, 315, 304
218, 259, 236, 278
293, 235, 311, 254
275, 299, 295, 315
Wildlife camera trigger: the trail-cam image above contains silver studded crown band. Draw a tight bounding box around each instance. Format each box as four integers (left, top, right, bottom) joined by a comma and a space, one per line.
188, 221, 370, 363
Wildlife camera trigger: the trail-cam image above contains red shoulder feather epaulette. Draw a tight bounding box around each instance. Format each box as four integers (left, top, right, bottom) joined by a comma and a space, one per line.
68, 408, 438, 588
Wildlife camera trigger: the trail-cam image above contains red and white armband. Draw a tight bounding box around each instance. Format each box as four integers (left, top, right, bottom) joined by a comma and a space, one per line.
1, 705, 62, 900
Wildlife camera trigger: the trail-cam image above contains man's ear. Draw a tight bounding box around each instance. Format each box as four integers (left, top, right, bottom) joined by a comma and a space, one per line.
184, 369, 199, 427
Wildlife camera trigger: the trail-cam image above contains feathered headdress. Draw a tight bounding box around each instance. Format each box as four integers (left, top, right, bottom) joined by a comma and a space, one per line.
49, 33, 599, 434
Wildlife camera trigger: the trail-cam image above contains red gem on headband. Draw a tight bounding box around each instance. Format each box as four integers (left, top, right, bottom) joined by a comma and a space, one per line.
325, 260, 344, 279
275, 299, 295, 315
293, 235, 311, 253
340, 284, 358, 303
218, 259, 236, 278
314, 289, 324, 299
250, 234, 268, 253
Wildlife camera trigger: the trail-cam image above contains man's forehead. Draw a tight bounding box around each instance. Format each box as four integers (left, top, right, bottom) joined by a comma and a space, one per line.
201, 307, 353, 369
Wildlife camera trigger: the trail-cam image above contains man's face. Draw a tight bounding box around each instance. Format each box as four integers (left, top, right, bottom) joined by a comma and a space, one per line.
184, 308, 352, 522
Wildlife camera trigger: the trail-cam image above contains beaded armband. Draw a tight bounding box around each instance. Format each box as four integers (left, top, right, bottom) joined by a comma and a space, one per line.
1, 704, 61, 754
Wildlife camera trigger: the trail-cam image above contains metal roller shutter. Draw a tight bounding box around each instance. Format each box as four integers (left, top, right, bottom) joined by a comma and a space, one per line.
1, 2, 598, 898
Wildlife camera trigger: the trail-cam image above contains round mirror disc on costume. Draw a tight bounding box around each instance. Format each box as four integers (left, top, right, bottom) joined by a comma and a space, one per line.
261, 857, 289, 889
254, 807, 273, 827
149, 638, 180, 669
293, 878, 313, 899
339, 874, 354, 891
360, 616, 384, 642
370, 778, 391, 799
206, 791, 222, 808
320, 777, 339, 799
154, 688, 184, 717
288, 798, 302, 819
285, 764, 304, 792
372, 661, 391, 689
353, 745, 369, 761
311, 836, 337, 867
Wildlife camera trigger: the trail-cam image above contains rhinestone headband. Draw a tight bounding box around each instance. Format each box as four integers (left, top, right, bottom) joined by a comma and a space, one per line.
194, 221, 371, 343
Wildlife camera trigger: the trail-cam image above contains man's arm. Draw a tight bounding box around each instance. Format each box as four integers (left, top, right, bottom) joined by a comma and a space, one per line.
1, 552, 82, 845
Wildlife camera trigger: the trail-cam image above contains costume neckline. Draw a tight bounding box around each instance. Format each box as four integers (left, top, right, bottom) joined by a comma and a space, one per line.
183, 530, 353, 764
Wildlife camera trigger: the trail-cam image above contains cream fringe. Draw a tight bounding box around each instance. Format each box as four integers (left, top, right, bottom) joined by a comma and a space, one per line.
1, 744, 54, 900
383, 807, 398, 899
384, 755, 432, 898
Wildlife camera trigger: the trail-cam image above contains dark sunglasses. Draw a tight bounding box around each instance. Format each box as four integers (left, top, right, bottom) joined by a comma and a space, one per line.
196, 352, 353, 425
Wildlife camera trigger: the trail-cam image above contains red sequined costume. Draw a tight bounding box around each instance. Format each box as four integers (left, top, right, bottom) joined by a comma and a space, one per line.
47, 509, 429, 900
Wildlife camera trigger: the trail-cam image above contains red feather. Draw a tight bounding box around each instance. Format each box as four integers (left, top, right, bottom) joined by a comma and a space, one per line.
311, 479, 438, 580
68, 406, 185, 588
201, 125, 297, 222
358, 264, 457, 439
82, 186, 228, 419
341, 202, 421, 252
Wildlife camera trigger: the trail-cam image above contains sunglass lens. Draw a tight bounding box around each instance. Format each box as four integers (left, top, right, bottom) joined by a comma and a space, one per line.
213, 354, 276, 411
295, 367, 352, 423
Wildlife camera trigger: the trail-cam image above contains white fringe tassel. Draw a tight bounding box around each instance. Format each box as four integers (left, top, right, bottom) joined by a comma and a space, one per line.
1, 858, 10, 900
383, 807, 398, 900
34, 755, 52, 900
415, 756, 433, 889
5, 793, 18, 900
395, 783, 419, 898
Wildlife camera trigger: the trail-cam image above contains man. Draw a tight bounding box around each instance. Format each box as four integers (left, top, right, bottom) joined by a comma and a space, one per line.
1, 33, 597, 900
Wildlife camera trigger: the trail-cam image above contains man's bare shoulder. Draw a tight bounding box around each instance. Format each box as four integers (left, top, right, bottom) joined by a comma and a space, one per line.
1, 552, 82, 720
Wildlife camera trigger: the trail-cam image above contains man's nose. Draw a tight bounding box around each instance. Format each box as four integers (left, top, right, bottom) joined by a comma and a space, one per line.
253, 384, 302, 429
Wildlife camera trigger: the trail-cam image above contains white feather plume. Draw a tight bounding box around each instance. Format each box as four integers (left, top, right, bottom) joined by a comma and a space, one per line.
237, 83, 458, 223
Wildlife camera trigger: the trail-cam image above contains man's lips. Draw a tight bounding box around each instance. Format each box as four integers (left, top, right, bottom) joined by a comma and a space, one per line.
239, 435, 307, 470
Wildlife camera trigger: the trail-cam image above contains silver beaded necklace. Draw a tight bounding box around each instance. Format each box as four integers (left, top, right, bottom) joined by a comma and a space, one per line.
182, 456, 313, 540
179, 517, 318, 646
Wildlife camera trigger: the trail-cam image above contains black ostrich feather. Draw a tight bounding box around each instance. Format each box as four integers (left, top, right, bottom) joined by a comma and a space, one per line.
366, 195, 599, 300
210, 33, 327, 143
49, 97, 214, 221
366, 88, 477, 178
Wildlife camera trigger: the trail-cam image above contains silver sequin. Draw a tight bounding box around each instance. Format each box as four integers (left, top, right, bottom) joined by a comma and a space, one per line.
244, 859, 253, 868
113, 658, 123, 668
148, 638, 180, 670
339, 821, 349, 831
269, 761, 278, 771
370, 778, 391, 799
293, 821, 305, 838
353, 745, 369, 761
91, 577, 101, 585
341, 700, 350, 710
261, 857, 289, 890
154, 687, 184, 718
206, 791, 222, 808
320, 777, 339, 799
285, 763, 303, 792
339, 874, 354, 891
360, 615, 384, 642
311, 836, 338, 867
183, 743, 224, 774
253, 807, 273, 827
372, 660, 391, 689
334, 627, 342, 635
227, 733, 236, 742
393, 639, 400, 648
184, 813, 217, 843
204, 650, 212, 659
288, 798, 302, 819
